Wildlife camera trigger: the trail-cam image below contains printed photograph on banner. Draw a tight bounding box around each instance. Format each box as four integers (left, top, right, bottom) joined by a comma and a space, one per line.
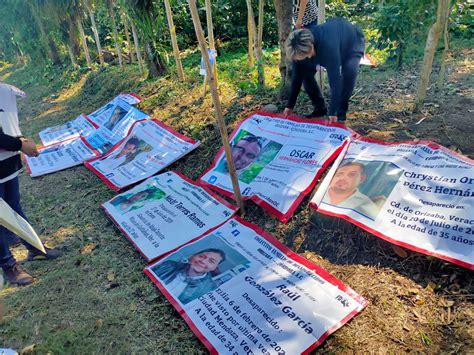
145, 217, 366, 354
322, 158, 403, 220
103, 105, 128, 131
214, 130, 283, 184
100, 135, 153, 170
150, 235, 250, 305
109, 184, 166, 214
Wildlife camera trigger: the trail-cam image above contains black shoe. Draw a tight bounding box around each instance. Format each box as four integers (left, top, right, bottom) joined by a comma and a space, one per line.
3, 264, 34, 286
27, 247, 62, 261
304, 107, 328, 118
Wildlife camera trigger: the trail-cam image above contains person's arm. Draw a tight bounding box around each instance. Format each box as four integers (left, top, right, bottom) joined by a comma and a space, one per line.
295, 0, 309, 29
0, 132, 39, 156
284, 61, 305, 116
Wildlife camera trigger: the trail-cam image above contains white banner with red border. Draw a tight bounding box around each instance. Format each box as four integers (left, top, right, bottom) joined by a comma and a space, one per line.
102, 171, 237, 262
86, 93, 142, 126
199, 112, 352, 223
145, 217, 367, 354
310, 137, 474, 270
39, 114, 98, 146
85, 119, 199, 191
24, 137, 100, 177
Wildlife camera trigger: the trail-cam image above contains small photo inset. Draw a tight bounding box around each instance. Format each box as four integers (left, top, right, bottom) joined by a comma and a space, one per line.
322, 159, 403, 220
214, 130, 283, 184
150, 235, 251, 305
105, 135, 154, 170
110, 185, 166, 214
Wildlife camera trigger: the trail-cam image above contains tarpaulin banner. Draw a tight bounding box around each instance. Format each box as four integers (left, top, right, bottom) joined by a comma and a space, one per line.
86, 93, 142, 126
25, 137, 100, 177
85, 99, 149, 154
39, 114, 98, 146
310, 138, 474, 269
145, 217, 367, 354
85, 119, 200, 191
103, 171, 237, 262
199, 112, 352, 222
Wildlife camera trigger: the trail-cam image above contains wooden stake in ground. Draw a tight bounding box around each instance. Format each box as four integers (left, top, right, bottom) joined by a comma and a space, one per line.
317, 0, 326, 91
437, 1, 452, 90
107, 0, 123, 69
88, 6, 105, 66
256, 0, 265, 88
414, 0, 450, 112
187, 0, 245, 213
130, 20, 144, 75
246, 0, 256, 66
202, 0, 219, 94
164, 0, 185, 81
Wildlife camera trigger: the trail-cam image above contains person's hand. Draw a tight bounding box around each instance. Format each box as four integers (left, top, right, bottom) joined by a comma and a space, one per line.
283, 108, 293, 117
20, 138, 39, 157
295, 19, 303, 29
328, 116, 338, 123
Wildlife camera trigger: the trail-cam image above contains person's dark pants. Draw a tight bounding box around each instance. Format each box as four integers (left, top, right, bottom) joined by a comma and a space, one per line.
337, 54, 362, 121
0, 176, 37, 269
292, 59, 326, 112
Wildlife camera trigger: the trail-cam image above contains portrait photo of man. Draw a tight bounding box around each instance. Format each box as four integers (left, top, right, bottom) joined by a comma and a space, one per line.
109, 185, 166, 214
322, 160, 380, 220
215, 133, 263, 174
103, 105, 128, 131
151, 248, 225, 305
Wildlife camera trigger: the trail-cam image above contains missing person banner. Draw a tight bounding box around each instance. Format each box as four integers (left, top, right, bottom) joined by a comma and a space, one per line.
25, 137, 100, 177
85, 100, 150, 154
145, 217, 367, 354
310, 138, 474, 269
102, 171, 237, 262
39, 114, 98, 146
199, 112, 352, 222
86, 93, 141, 126
85, 119, 200, 191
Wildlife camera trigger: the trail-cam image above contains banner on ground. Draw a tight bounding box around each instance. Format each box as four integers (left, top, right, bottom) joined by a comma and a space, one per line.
103, 171, 237, 261
85, 119, 200, 191
85, 100, 149, 154
145, 217, 367, 354
199, 112, 352, 222
86, 93, 141, 126
310, 138, 474, 269
25, 137, 100, 177
39, 114, 98, 146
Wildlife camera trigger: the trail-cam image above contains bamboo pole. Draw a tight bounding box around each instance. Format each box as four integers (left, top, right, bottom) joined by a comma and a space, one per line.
188, 0, 245, 213
246, 0, 256, 66
164, 0, 185, 81
122, 12, 134, 63
130, 20, 144, 75
89, 7, 105, 66
256, 0, 265, 88
77, 17, 92, 67
203, 0, 218, 93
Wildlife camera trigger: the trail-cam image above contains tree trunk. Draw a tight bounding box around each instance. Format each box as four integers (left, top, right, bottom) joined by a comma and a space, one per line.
28, 2, 52, 63
108, 1, 123, 68
48, 37, 61, 65
77, 16, 92, 67
164, 0, 185, 81
256, 0, 265, 88
67, 44, 78, 67
437, 2, 451, 90
130, 20, 144, 75
68, 17, 81, 57
273, 0, 293, 99
144, 39, 167, 78
122, 12, 134, 63
414, 0, 450, 112
246, 0, 256, 66
89, 7, 105, 66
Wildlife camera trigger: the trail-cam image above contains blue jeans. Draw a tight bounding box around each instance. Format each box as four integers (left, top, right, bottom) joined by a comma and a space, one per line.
0, 176, 37, 269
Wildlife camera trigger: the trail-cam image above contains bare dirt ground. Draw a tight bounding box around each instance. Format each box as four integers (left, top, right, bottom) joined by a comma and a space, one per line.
0, 46, 472, 353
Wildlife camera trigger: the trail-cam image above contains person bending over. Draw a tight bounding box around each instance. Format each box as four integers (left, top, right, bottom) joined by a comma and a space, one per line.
284, 18, 365, 122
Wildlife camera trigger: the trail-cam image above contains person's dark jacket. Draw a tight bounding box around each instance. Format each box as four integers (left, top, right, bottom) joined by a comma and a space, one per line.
0, 130, 22, 180
288, 18, 365, 116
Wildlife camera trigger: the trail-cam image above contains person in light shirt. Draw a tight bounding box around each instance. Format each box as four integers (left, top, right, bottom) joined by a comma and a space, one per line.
322, 161, 379, 219
152, 249, 225, 304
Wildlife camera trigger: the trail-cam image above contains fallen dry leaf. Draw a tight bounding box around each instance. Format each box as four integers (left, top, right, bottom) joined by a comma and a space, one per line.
392, 245, 408, 258
95, 319, 104, 328
425, 281, 437, 292
80, 243, 97, 255
107, 272, 116, 282
21, 344, 36, 354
